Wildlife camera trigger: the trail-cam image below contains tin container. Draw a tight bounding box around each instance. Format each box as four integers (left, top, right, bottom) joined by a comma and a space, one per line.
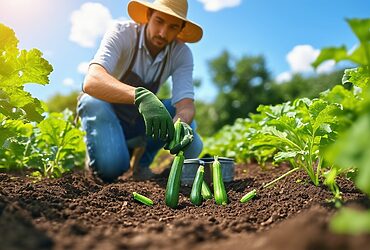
181, 157, 235, 186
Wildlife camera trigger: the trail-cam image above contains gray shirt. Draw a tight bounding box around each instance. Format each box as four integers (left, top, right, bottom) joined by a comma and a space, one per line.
91, 20, 195, 105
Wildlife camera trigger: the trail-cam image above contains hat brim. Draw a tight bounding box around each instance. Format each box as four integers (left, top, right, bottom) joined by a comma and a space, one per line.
127, 0, 203, 43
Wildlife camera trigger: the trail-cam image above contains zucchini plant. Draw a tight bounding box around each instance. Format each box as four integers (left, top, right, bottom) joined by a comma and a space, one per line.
250, 98, 341, 186
0, 23, 85, 178
316, 18, 370, 234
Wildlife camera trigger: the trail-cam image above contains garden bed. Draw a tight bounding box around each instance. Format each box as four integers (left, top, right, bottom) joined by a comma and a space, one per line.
1, 163, 369, 250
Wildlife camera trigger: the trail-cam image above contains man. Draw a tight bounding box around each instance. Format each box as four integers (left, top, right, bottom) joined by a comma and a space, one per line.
77, 0, 203, 182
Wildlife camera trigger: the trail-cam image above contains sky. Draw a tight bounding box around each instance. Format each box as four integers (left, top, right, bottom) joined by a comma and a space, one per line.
0, 0, 369, 103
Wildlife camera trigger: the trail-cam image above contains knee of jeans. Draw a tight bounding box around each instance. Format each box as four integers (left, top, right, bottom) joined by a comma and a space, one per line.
184, 132, 203, 159
78, 95, 113, 119
92, 154, 130, 182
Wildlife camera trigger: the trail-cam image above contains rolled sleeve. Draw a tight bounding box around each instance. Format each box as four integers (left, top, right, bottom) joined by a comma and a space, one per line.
90, 21, 135, 76
171, 45, 195, 105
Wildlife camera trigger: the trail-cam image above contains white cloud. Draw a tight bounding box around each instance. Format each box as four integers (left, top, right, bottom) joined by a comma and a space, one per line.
286, 45, 320, 73
275, 44, 338, 82
275, 71, 292, 83
69, 2, 114, 48
316, 59, 336, 74
197, 0, 242, 12
63, 78, 75, 87
78, 62, 90, 75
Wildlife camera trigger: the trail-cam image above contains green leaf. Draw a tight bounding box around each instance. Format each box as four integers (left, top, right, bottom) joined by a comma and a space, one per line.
320, 85, 359, 110
1, 86, 45, 122
34, 111, 85, 169
312, 46, 348, 69
0, 23, 18, 51
342, 67, 370, 92
1, 49, 53, 87
348, 44, 369, 66
37, 113, 68, 146
274, 151, 299, 162
0, 118, 33, 147
347, 18, 370, 44
326, 113, 370, 195
330, 208, 370, 234
0, 23, 52, 123
309, 100, 340, 134
312, 18, 370, 68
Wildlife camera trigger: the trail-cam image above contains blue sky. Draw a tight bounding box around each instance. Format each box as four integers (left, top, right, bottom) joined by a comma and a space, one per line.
0, 0, 369, 103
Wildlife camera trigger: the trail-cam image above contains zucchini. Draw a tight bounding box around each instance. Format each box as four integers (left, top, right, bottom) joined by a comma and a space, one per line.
201, 180, 213, 200
212, 156, 228, 205
165, 151, 184, 208
132, 192, 153, 206
190, 165, 205, 206
167, 118, 182, 150
174, 118, 182, 144
240, 189, 257, 203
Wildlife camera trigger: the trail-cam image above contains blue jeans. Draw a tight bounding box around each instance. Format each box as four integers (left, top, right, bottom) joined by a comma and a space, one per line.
77, 94, 203, 181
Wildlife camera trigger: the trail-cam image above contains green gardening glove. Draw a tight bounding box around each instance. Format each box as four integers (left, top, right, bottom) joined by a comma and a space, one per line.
164, 120, 194, 155
135, 87, 174, 141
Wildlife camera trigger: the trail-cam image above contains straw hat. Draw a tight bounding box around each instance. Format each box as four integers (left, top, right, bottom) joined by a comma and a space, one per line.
127, 0, 203, 43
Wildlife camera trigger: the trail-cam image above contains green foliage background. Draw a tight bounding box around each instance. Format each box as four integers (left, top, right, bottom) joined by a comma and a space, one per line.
0, 23, 85, 178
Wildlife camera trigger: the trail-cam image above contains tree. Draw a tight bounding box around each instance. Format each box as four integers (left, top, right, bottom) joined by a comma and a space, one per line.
270, 70, 345, 103
208, 50, 271, 132
195, 50, 344, 137
46, 91, 80, 114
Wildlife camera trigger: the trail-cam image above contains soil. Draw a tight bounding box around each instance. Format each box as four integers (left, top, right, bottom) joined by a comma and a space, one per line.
1, 162, 369, 250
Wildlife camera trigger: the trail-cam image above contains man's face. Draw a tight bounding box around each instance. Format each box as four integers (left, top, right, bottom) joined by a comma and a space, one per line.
146, 10, 184, 53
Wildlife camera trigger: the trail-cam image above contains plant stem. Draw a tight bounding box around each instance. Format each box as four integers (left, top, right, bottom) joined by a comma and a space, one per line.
263, 167, 300, 189
306, 136, 317, 185
53, 122, 70, 173
306, 158, 317, 185
315, 157, 323, 186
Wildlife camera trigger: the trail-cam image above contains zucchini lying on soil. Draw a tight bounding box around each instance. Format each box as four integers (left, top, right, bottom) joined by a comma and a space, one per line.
132, 192, 154, 206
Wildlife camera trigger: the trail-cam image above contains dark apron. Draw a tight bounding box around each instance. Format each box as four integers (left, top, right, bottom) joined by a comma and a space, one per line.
111, 26, 168, 147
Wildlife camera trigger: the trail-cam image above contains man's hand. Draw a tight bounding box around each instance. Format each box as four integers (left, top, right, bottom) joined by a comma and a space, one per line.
165, 121, 194, 155
135, 87, 174, 141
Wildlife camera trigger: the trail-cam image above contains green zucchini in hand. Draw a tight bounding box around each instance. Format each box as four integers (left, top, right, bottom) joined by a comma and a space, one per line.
165, 151, 184, 208
190, 165, 205, 206
212, 156, 228, 205
167, 118, 182, 150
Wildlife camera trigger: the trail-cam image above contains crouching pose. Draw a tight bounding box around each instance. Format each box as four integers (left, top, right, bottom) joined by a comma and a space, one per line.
77, 0, 204, 182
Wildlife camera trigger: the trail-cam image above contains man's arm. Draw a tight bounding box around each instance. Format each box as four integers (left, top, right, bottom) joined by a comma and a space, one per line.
173, 98, 195, 125
83, 63, 175, 141
83, 63, 136, 104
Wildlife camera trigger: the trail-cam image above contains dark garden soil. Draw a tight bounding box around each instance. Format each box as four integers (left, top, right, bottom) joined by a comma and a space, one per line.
1, 162, 369, 250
